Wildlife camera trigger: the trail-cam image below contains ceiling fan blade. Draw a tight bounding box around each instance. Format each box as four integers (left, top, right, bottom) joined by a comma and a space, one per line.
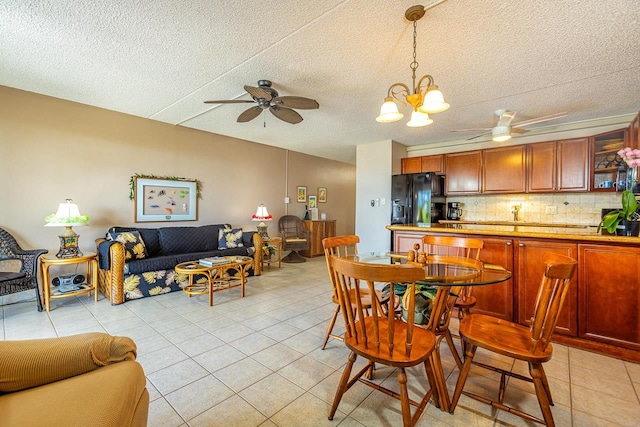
511, 127, 529, 134
275, 96, 319, 110
512, 112, 567, 128
204, 99, 255, 104
450, 128, 492, 133
467, 131, 492, 140
497, 111, 517, 127
270, 106, 303, 124
237, 106, 263, 123
244, 85, 272, 100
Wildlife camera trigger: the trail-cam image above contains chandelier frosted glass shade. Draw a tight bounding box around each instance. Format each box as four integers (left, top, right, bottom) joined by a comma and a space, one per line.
406, 110, 433, 127
376, 97, 404, 123
418, 86, 450, 114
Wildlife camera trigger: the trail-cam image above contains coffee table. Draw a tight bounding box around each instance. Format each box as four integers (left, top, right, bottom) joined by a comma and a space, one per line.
175, 256, 253, 306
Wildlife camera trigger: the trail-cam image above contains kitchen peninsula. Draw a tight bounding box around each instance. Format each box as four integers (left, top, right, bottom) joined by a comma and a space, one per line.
387, 223, 640, 363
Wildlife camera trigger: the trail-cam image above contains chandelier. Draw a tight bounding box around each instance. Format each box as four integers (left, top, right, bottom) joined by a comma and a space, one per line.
376, 5, 449, 127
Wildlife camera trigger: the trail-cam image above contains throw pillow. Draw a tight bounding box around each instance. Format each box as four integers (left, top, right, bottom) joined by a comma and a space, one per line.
218, 228, 244, 249
108, 231, 148, 261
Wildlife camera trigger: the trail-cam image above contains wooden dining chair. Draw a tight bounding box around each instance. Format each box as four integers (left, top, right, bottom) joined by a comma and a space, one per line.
322, 235, 394, 350
421, 235, 484, 367
327, 255, 440, 427
449, 252, 577, 427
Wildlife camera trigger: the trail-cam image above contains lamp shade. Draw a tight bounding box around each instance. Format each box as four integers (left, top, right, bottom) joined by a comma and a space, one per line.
252, 205, 272, 222
45, 199, 89, 227
419, 86, 450, 114
492, 125, 512, 142
406, 110, 434, 128
376, 97, 404, 123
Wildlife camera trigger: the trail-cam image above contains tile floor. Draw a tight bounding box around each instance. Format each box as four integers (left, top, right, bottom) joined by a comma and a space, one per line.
2, 257, 640, 426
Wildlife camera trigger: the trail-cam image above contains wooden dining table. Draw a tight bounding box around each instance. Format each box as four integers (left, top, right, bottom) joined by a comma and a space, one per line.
346, 253, 512, 413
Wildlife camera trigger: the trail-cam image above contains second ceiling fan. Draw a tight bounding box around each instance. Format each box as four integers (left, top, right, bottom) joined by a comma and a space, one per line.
204, 80, 319, 125
452, 109, 568, 142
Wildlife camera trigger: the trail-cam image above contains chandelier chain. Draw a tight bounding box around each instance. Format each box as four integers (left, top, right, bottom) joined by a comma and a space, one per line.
410, 19, 419, 91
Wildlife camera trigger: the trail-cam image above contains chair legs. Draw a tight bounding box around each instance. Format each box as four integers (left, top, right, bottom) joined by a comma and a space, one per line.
322, 305, 343, 350
328, 351, 356, 421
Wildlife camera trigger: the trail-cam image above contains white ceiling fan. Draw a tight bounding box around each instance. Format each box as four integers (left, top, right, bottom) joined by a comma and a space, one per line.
452, 109, 568, 142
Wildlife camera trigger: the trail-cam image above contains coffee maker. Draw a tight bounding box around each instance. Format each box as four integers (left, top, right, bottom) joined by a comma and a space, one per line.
447, 202, 463, 220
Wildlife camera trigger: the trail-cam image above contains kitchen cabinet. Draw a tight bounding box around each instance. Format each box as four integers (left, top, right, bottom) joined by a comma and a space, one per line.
579, 244, 640, 351
444, 150, 482, 195
401, 157, 421, 174
591, 128, 628, 191
527, 138, 589, 192
421, 155, 444, 174
482, 145, 526, 193
470, 237, 514, 320
515, 239, 578, 336
300, 220, 336, 257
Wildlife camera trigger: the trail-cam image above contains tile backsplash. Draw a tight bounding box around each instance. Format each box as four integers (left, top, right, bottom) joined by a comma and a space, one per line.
450, 193, 623, 226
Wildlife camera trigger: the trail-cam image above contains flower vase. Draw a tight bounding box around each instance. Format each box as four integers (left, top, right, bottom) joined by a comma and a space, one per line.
627, 167, 640, 194
622, 220, 640, 237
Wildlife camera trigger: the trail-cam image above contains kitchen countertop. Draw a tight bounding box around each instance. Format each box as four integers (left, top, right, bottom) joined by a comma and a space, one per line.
386, 223, 640, 244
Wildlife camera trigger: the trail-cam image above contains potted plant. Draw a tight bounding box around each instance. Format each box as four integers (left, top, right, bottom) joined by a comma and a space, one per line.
598, 189, 640, 236
383, 282, 437, 325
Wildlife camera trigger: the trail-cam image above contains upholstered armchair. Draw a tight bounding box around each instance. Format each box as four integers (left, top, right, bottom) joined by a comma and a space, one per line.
278, 215, 310, 263
0, 228, 48, 311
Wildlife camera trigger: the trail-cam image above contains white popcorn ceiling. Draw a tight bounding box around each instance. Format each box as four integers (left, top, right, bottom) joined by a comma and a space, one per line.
1, 0, 639, 163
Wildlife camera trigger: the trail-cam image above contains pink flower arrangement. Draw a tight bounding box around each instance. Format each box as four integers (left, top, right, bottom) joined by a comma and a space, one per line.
618, 147, 640, 167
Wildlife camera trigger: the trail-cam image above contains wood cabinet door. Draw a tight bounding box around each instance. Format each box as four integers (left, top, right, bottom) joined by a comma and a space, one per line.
444, 151, 482, 195
470, 236, 514, 320
421, 155, 444, 174
515, 240, 578, 336
579, 244, 640, 350
401, 157, 421, 174
393, 231, 423, 253
527, 141, 556, 193
482, 145, 526, 193
557, 137, 589, 192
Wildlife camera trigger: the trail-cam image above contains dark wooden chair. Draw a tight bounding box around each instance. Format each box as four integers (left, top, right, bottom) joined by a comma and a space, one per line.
0, 228, 48, 311
278, 215, 310, 263
321, 235, 388, 350
449, 252, 577, 426
327, 255, 440, 427
420, 235, 484, 368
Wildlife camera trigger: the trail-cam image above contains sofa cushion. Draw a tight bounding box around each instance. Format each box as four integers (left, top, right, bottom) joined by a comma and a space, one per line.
218, 228, 244, 249
124, 249, 250, 275
110, 227, 162, 257
108, 231, 148, 261
159, 226, 219, 254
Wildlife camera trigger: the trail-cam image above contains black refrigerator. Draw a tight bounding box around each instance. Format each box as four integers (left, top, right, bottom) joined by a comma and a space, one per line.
391, 173, 445, 225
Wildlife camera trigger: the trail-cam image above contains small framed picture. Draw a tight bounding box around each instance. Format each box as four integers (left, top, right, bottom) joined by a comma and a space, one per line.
309, 195, 317, 209
318, 187, 327, 203
297, 186, 307, 203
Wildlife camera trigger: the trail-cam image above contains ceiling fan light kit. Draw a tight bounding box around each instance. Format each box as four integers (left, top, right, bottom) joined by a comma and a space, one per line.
376, 4, 449, 128
492, 125, 512, 142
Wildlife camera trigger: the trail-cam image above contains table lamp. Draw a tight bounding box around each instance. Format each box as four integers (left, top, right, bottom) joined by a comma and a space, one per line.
252, 204, 272, 240
45, 199, 89, 258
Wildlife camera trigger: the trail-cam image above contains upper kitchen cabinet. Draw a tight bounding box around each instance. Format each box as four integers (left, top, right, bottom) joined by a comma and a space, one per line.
421, 154, 444, 174
591, 128, 628, 191
401, 157, 421, 174
482, 145, 526, 194
445, 150, 482, 195
632, 113, 639, 149
527, 138, 589, 193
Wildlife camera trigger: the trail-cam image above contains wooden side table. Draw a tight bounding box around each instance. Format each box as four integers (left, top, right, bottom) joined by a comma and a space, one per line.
40, 252, 98, 312
262, 237, 282, 269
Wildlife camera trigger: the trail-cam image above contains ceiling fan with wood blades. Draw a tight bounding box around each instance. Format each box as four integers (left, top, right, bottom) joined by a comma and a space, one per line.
204, 80, 319, 124
451, 109, 568, 142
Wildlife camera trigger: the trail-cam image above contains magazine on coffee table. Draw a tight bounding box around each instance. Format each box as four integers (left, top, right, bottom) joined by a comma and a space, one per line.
199, 257, 231, 267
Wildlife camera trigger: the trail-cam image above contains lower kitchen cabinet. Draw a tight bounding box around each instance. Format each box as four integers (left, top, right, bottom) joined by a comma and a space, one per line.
470, 237, 514, 320
515, 240, 578, 336
579, 244, 640, 351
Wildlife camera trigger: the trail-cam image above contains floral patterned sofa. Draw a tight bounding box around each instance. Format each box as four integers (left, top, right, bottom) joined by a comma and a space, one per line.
96, 224, 262, 305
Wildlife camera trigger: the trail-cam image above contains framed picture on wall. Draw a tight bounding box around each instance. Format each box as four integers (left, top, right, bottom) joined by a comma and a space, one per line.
308, 195, 317, 209
297, 186, 307, 203
134, 177, 197, 222
318, 187, 327, 203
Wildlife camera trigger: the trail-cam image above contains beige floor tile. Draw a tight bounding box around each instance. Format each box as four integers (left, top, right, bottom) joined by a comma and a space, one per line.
271, 392, 348, 426
572, 409, 623, 427
570, 346, 628, 378
146, 358, 209, 395
571, 363, 638, 403
174, 331, 225, 357
147, 397, 186, 427
137, 344, 189, 375
192, 343, 247, 373
229, 331, 278, 355
165, 374, 234, 421
214, 357, 274, 393
251, 342, 304, 371
189, 395, 267, 427
260, 321, 304, 341
239, 373, 305, 418
278, 355, 336, 390
572, 383, 640, 426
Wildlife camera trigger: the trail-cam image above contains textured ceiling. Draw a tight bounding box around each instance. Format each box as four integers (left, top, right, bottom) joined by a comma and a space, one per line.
2, 0, 639, 163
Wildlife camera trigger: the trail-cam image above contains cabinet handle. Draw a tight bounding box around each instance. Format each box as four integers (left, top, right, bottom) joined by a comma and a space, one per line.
519, 243, 524, 247
506, 242, 512, 246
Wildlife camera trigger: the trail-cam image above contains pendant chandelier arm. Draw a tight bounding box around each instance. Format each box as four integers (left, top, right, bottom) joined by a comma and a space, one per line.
387, 83, 411, 108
